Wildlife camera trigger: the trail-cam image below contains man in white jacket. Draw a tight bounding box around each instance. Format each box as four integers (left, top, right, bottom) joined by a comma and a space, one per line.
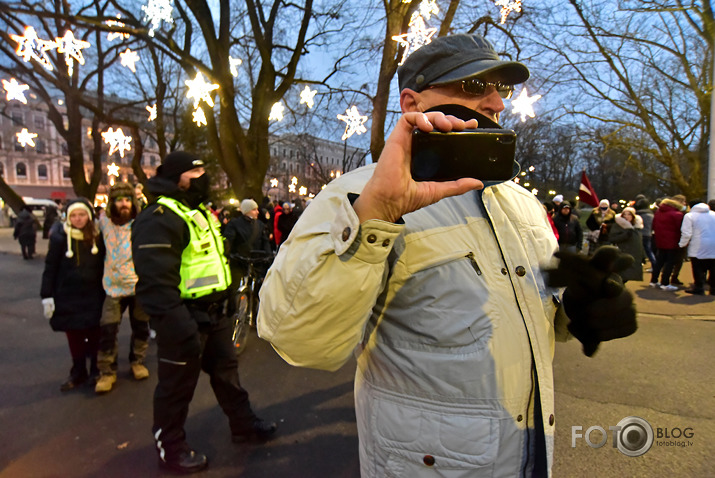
259, 34, 637, 477
679, 202, 715, 295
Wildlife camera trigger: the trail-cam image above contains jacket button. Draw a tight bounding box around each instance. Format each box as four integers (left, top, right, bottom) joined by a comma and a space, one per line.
366, 234, 377, 243
501, 268, 508, 275
342, 227, 351, 242
515, 266, 526, 277
549, 414, 555, 426
423, 455, 435, 466
517, 414, 523, 422
382, 239, 390, 247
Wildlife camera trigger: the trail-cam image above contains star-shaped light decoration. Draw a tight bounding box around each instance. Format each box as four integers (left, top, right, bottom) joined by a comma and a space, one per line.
337, 105, 368, 140
418, 0, 440, 20
288, 184, 296, 193
142, 0, 174, 37
391, 12, 437, 65
2, 78, 30, 104
101, 127, 132, 157
510, 87, 542, 122
106, 15, 131, 41
119, 48, 140, 73
229, 56, 242, 77
107, 162, 120, 177
192, 107, 207, 127
269, 102, 285, 121
298, 186, 307, 196
291, 176, 298, 185
270, 178, 279, 188
299, 85, 317, 109
146, 104, 157, 121
55, 30, 91, 76
494, 0, 522, 24
185, 72, 219, 108
16, 128, 38, 148
10, 26, 57, 71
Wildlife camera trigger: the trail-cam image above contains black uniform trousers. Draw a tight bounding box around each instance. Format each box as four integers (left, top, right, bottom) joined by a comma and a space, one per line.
152, 305, 256, 455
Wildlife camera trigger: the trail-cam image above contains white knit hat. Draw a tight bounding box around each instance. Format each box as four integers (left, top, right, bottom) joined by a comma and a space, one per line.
552, 194, 563, 204
64, 199, 98, 258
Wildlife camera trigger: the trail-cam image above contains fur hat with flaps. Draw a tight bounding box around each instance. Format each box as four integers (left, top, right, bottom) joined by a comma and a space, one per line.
63, 198, 99, 258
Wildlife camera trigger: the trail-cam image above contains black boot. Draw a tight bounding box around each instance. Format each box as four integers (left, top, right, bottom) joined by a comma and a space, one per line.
60, 359, 88, 392
158, 443, 208, 474
231, 418, 278, 443
87, 355, 100, 386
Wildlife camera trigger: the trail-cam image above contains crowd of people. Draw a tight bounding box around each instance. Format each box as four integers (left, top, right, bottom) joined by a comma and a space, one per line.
542, 194, 715, 293
9, 31, 713, 477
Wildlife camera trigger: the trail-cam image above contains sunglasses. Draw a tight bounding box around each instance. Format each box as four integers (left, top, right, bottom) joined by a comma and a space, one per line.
461, 78, 515, 99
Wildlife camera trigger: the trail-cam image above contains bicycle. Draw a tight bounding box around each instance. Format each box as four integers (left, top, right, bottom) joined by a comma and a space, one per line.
229, 250, 273, 356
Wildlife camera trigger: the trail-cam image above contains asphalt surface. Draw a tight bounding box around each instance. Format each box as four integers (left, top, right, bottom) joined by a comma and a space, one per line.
0, 227, 713, 477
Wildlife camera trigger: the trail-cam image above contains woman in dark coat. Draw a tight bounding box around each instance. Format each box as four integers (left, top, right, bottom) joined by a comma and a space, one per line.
40, 198, 106, 391
608, 207, 646, 283
13, 206, 39, 259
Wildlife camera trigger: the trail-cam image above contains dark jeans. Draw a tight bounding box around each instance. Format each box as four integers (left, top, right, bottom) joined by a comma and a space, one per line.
690, 257, 715, 292
18, 235, 36, 259
641, 236, 656, 265
152, 309, 256, 455
650, 249, 678, 285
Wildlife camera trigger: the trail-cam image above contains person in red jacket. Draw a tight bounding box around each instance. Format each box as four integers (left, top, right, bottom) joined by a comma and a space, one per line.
271, 202, 283, 249
650, 197, 685, 291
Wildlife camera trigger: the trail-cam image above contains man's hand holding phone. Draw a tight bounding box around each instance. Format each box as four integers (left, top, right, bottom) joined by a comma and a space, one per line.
352, 112, 483, 224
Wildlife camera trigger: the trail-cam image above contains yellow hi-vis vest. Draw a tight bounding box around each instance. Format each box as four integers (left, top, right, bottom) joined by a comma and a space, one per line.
156, 197, 232, 299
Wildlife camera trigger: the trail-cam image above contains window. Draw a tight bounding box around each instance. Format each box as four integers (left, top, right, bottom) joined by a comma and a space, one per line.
37, 164, 48, 179
62, 165, 70, 179
34, 116, 45, 130
36, 139, 45, 154
16, 162, 27, 177
11, 111, 23, 125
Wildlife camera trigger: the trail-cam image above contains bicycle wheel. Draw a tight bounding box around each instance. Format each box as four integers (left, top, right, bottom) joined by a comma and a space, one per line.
232, 291, 250, 355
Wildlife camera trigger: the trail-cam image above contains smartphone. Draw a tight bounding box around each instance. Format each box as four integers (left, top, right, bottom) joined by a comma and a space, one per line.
411, 129, 517, 182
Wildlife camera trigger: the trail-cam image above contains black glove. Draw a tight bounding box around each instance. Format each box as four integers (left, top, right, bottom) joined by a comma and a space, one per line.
544, 246, 637, 357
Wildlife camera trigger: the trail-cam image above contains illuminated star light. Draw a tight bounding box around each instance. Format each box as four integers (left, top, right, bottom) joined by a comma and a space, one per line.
55, 30, 91, 76
120, 48, 140, 72
10, 26, 57, 71
2, 78, 30, 104
142, 0, 174, 37
146, 104, 157, 121
299, 85, 317, 109
106, 15, 131, 41
337, 105, 368, 140
511, 87, 542, 122
107, 162, 120, 177
418, 0, 440, 20
192, 107, 207, 127
185, 72, 219, 108
16, 128, 38, 148
101, 127, 132, 157
288, 184, 296, 193
494, 0, 522, 24
392, 12, 437, 65
270, 178, 279, 188
269, 102, 285, 121
299, 186, 307, 196
229, 56, 242, 77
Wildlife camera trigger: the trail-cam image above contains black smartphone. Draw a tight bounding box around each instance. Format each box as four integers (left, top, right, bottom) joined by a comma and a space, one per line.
411, 129, 517, 182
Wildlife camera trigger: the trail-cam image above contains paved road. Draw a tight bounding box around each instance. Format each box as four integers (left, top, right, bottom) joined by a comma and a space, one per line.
0, 228, 713, 477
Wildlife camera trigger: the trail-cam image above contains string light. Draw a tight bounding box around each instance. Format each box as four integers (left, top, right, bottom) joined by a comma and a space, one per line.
2, 78, 30, 104
392, 12, 437, 65
229, 56, 242, 77
142, 0, 174, 37
192, 107, 207, 127
101, 127, 132, 157
511, 87, 541, 122
16, 128, 38, 148
185, 71, 219, 108
269, 102, 285, 121
10, 26, 56, 71
337, 105, 368, 140
119, 48, 140, 72
146, 104, 157, 121
55, 30, 90, 76
299, 85, 317, 108
494, 0, 522, 24
106, 15, 130, 41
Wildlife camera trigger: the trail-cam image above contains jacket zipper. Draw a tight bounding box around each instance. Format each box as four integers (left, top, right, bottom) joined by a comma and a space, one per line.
466, 252, 482, 276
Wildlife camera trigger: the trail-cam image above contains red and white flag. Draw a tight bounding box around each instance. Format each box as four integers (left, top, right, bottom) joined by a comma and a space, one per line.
579, 171, 599, 207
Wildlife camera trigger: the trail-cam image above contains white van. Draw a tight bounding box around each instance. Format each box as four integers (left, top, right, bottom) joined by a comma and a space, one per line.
9, 197, 60, 226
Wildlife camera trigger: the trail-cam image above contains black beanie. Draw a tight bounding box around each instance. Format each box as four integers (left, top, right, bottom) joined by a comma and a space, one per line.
157, 151, 205, 183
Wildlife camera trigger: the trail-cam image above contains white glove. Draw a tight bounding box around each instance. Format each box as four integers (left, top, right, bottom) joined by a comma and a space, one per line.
42, 298, 55, 319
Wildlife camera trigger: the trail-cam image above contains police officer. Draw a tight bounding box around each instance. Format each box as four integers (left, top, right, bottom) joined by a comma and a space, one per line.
132, 151, 276, 474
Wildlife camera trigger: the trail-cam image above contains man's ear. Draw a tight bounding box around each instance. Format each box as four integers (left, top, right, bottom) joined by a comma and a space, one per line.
399, 88, 421, 113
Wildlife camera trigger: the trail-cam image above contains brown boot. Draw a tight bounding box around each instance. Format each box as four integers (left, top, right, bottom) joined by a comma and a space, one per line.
131, 362, 149, 380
